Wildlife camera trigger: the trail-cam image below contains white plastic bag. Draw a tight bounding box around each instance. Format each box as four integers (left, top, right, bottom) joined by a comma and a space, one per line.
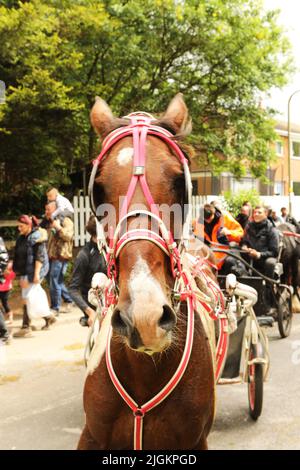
27, 284, 51, 319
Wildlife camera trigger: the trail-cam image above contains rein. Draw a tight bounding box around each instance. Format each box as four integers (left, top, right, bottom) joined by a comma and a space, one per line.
88, 113, 228, 450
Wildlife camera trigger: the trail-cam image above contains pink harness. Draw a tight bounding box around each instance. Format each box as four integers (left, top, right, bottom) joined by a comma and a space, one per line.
89, 114, 228, 450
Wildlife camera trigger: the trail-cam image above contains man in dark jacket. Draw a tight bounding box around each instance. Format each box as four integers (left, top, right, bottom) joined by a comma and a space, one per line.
242, 206, 279, 313
68, 215, 107, 327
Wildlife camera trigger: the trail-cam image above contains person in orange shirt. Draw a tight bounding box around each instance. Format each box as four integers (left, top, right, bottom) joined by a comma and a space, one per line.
193, 203, 246, 275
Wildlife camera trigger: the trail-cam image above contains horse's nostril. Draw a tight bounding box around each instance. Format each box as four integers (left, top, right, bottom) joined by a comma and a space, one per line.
128, 328, 144, 350
111, 308, 131, 336
159, 305, 177, 332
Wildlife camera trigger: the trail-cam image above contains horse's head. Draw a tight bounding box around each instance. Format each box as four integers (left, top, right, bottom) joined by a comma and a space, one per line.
90, 94, 192, 354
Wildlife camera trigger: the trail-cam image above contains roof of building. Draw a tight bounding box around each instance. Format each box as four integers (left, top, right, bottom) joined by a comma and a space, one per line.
276, 120, 300, 134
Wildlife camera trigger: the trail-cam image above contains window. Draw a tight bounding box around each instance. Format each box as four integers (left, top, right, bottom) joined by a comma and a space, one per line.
293, 182, 300, 195
292, 141, 300, 158
231, 177, 258, 193
275, 140, 283, 156
274, 181, 284, 196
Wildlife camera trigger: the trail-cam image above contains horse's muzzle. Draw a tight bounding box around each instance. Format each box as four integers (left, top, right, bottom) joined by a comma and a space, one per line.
111, 304, 177, 352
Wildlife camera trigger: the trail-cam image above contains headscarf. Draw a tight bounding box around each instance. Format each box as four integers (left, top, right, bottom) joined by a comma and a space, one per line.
18, 215, 39, 227
18, 215, 32, 226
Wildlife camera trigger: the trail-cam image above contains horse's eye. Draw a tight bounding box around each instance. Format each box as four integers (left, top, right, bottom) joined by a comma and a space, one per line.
93, 183, 105, 206
173, 175, 185, 202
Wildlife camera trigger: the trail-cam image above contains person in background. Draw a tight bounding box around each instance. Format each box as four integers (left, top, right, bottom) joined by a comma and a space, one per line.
236, 203, 251, 229
281, 207, 300, 230
241, 206, 279, 314
13, 215, 53, 338
0, 237, 12, 344
266, 207, 276, 227
46, 201, 74, 315
270, 210, 283, 227
68, 215, 107, 327
0, 260, 15, 325
0, 236, 9, 284
46, 187, 74, 222
193, 203, 246, 275
0, 309, 10, 344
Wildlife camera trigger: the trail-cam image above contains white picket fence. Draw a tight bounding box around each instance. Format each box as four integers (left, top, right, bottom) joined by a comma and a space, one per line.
73, 196, 91, 247
73, 194, 300, 247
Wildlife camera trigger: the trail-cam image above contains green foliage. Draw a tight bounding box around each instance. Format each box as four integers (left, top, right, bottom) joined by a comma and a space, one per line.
0, 225, 18, 242
0, 0, 294, 215
223, 189, 261, 216
0, 182, 51, 219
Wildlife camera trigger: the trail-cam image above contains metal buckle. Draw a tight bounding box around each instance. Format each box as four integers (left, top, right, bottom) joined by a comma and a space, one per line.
134, 166, 145, 175
133, 408, 145, 417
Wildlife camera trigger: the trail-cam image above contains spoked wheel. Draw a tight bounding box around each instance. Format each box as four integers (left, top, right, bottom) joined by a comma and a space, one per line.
247, 344, 263, 421
277, 287, 293, 338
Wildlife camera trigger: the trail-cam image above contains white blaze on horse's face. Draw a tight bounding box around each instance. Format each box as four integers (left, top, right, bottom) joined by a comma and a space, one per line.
128, 255, 174, 354
117, 147, 134, 166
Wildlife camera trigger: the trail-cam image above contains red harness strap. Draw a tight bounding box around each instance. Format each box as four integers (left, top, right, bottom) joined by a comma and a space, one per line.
106, 293, 195, 450
190, 256, 229, 381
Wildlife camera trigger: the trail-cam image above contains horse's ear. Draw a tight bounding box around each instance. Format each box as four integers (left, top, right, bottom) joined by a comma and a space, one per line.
162, 93, 192, 135
90, 96, 114, 138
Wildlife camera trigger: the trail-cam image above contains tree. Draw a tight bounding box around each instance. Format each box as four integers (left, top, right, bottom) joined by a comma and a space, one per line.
0, 0, 293, 214
223, 189, 261, 216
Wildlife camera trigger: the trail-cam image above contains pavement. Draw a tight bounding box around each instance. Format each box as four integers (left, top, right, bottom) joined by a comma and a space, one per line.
0, 304, 87, 450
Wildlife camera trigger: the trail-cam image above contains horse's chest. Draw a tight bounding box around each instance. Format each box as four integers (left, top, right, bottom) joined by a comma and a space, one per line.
107, 407, 204, 450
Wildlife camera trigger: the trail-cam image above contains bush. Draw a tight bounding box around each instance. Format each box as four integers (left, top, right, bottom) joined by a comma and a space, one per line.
223, 189, 261, 217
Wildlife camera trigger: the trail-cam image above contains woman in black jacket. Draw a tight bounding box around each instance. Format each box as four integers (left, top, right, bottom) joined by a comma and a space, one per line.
68, 215, 106, 327
13, 215, 53, 338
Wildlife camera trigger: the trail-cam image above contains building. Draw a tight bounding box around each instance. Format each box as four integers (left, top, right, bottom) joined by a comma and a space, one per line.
272, 121, 300, 196
190, 121, 300, 197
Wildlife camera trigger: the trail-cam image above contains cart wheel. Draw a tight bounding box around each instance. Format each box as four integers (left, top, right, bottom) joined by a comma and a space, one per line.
277, 287, 293, 338
247, 344, 263, 421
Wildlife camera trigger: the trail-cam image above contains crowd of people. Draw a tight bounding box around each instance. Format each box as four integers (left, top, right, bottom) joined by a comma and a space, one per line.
0, 187, 106, 345
1, 190, 299, 345
193, 201, 300, 315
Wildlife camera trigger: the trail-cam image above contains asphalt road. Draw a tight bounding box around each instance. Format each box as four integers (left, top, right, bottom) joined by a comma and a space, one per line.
0, 308, 299, 450
209, 314, 300, 450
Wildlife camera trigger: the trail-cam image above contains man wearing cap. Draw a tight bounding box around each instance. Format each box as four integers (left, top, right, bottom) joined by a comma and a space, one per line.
45, 201, 74, 315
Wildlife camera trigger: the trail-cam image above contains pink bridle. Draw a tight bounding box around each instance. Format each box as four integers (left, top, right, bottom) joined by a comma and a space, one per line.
89, 113, 228, 450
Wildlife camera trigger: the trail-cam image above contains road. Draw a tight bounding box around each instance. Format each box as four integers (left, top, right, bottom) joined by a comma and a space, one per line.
0, 308, 299, 450
209, 314, 300, 450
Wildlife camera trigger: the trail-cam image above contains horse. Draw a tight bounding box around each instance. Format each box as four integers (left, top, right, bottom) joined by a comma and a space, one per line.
77, 94, 223, 450
277, 222, 300, 311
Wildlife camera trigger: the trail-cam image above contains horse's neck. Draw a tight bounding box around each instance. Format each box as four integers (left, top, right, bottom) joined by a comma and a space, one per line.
110, 339, 180, 404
